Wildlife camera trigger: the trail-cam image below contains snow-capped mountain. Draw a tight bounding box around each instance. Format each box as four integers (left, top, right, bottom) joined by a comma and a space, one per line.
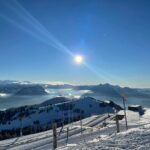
15, 85, 48, 95
0, 80, 150, 98
0, 81, 47, 95
0, 97, 122, 140
77, 83, 150, 98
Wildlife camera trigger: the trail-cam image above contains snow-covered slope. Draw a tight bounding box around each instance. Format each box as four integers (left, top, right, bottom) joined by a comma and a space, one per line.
58, 109, 150, 150
0, 109, 150, 150
0, 97, 121, 140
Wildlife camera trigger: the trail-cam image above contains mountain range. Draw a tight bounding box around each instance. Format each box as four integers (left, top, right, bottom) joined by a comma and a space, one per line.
0, 80, 150, 98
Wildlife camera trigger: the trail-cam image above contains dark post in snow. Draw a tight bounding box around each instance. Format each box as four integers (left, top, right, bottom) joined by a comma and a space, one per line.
115, 115, 120, 133
66, 127, 69, 144
20, 118, 23, 137
52, 123, 57, 149
122, 96, 128, 130
80, 113, 83, 135
113, 108, 120, 133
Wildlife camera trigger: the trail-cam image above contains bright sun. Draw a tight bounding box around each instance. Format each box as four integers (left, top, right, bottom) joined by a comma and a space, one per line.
74, 55, 84, 64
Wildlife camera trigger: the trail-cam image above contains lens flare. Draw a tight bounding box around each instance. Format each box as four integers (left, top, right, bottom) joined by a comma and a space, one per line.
74, 55, 84, 64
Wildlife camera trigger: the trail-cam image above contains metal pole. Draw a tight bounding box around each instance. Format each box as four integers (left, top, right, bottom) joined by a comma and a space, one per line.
123, 97, 128, 130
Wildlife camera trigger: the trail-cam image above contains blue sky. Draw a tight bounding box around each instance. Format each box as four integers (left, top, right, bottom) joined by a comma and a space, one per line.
0, 0, 150, 87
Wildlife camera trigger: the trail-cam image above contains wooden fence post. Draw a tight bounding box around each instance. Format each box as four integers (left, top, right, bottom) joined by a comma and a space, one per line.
80, 115, 83, 135
66, 127, 69, 144
116, 115, 120, 133
52, 123, 57, 149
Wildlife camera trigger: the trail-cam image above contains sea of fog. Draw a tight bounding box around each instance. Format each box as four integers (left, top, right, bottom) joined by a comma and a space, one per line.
0, 88, 150, 110
0, 89, 89, 110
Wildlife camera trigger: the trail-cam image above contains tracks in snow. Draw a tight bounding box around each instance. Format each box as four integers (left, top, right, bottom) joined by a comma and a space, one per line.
2, 114, 112, 150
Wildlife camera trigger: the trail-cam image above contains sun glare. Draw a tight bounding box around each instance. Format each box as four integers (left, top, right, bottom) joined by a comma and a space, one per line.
74, 55, 84, 64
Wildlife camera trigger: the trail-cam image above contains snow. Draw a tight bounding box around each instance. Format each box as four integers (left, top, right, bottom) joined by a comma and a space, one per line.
0, 109, 150, 150
128, 105, 141, 107
0, 97, 116, 132
104, 100, 111, 104
118, 110, 140, 122
0, 93, 7, 97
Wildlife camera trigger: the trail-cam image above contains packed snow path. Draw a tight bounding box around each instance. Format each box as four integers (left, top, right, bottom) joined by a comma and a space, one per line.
59, 125, 150, 150
0, 114, 111, 150
58, 109, 150, 150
